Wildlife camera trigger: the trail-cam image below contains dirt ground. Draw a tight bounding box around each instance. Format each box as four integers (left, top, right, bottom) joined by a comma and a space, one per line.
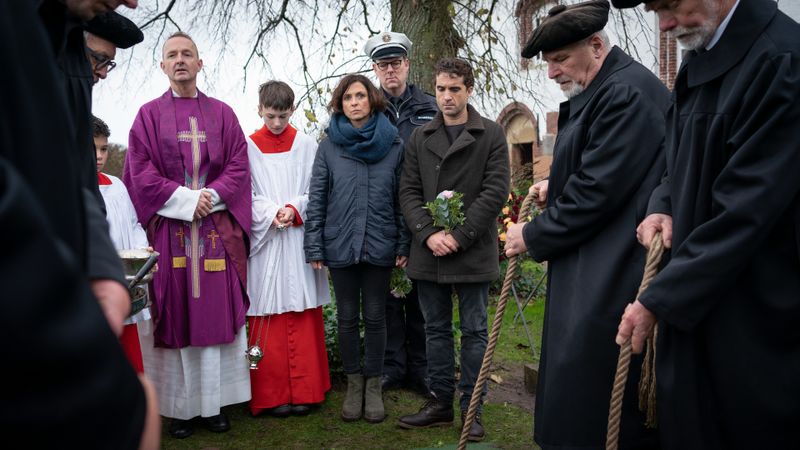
485, 362, 535, 414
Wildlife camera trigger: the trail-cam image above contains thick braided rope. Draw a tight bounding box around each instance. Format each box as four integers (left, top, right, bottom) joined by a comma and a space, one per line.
457, 192, 536, 450
605, 232, 664, 450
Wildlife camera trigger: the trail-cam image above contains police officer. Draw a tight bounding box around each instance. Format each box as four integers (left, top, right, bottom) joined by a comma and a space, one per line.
364, 31, 438, 394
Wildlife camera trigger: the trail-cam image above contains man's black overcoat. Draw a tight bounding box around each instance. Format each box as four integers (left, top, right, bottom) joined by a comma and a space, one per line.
0, 2, 146, 447
522, 46, 669, 449
640, 1, 800, 448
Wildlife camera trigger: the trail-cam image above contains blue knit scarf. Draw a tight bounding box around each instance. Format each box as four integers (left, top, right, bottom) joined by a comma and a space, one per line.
327, 112, 398, 163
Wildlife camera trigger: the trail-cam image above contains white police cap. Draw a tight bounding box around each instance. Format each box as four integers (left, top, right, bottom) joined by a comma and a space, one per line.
363, 31, 413, 60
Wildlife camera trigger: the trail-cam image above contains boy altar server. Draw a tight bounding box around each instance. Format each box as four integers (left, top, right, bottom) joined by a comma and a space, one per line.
246, 81, 331, 417
94, 116, 150, 373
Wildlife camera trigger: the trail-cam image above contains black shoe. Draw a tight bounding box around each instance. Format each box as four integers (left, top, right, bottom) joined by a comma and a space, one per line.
405, 376, 430, 396
168, 418, 193, 439
397, 398, 454, 429
203, 413, 231, 433
460, 411, 485, 442
290, 404, 313, 416
267, 404, 292, 418
381, 374, 403, 391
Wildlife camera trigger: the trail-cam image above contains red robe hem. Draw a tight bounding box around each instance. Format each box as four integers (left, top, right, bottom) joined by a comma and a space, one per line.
247, 307, 330, 413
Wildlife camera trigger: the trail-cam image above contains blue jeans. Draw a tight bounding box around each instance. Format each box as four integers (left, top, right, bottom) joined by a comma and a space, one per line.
417, 280, 489, 412
329, 264, 391, 377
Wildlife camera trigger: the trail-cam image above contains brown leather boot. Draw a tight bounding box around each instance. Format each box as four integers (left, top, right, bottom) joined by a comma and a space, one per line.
460, 411, 485, 442
397, 397, 453, 429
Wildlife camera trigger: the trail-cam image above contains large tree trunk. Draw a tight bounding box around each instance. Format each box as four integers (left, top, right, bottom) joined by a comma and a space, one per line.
390, 0, 465, 94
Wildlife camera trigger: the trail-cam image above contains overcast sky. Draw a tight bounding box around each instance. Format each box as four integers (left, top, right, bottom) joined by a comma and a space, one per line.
91, 2, 576, 145
92, 1, 800, 148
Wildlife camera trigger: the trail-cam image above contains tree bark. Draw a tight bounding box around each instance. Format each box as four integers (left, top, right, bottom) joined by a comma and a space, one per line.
390, 0, 465, 94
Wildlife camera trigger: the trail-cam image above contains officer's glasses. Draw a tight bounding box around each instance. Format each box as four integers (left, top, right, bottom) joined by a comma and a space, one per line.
87, 49, 117, 73
376, 59, 404, 71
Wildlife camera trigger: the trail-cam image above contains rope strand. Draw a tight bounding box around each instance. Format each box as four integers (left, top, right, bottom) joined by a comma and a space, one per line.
606, 232, 665, 450
457, 192, 536, 450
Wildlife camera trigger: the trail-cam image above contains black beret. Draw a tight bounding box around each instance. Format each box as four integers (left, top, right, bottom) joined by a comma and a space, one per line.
610, 0, 653, 8
84, 11, 143, 49
521, 0, 610, 58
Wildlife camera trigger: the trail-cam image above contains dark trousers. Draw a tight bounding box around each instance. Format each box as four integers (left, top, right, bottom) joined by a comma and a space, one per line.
329, 263, 392, 378
417, 280, 489, 412
383, 282, 428, 381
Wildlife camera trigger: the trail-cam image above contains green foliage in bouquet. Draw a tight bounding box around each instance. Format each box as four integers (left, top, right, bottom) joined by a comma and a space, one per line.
390, 267, 413, 298
423, 190, 465, 233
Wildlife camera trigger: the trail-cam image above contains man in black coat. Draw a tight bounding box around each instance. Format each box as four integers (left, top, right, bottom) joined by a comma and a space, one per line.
0, 0, 159, 448
612, 0, 800, 448
38, 0, 133, 336
505, 1, 668, 448
364, 31, 439, 394
397, 58, 510, 442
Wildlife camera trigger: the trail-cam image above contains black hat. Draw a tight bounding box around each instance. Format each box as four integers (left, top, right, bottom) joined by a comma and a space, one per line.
521, 0, 610, 58
610, 0, 652, 8
84, 11, 143, 49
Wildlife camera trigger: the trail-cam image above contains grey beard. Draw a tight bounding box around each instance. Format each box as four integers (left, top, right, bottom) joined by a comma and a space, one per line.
669, 24, 716, 51
670, 0, 721, 51
564, 83, 585, 99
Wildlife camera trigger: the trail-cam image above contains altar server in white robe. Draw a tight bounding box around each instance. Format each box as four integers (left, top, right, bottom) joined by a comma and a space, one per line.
93, 116, 149, 373
246, 81, 332, 417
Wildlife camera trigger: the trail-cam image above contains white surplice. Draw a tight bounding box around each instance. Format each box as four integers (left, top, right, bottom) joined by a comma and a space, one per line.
246, 132, 331, 315
137, 320, 251, 419
98, 173, 151, 324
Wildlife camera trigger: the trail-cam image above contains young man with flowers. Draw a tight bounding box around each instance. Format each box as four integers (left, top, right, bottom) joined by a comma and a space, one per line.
397, 58, 510, 442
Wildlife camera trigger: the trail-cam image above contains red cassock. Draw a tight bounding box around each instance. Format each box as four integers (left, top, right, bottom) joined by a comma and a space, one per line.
119, 324, 144, 373
247, 309, 330, 413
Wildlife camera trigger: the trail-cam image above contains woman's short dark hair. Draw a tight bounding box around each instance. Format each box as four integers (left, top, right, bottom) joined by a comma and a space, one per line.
258, 80, 295, 111
434, 58, 474, 89
327, 74, 386, 115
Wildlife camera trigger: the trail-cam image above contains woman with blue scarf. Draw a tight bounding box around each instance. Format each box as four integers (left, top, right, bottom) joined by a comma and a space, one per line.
304, 74, 410, 424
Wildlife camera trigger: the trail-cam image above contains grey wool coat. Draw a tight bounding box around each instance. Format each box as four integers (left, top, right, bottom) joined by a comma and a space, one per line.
399, 104, 510, 284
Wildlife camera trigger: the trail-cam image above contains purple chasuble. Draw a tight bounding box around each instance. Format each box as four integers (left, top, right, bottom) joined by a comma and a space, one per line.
124, 90, 252, 349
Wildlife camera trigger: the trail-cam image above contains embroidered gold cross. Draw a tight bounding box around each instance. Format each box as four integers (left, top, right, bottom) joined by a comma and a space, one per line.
207, 230, 220, 250
177, 118, 207, 168
175, 227, 185, 244
176, 116, 207, 299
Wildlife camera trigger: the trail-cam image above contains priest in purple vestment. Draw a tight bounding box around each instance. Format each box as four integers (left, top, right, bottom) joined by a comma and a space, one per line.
123, 31, 252, 440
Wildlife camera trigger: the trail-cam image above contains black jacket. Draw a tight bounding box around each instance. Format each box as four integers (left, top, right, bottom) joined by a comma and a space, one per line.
382, 84, 438, 145
639, 2, 800, 448
522, 46, 669, 450
399, 104, 510, 284
305, 134, 410, 268
0, 2, 146, 448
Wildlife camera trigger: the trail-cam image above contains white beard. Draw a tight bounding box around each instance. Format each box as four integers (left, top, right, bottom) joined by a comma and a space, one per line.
563, 83, 585, 99
670, 0, 721, 51
669, 24, 716, 50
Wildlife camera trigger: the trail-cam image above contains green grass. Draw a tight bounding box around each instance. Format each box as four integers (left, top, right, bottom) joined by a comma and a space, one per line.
161, 267, 546, 449
490, 289, 545, 366
160, 390, 533, 449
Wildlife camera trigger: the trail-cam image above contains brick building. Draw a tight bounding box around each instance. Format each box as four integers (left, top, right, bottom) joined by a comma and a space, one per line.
498, 0, 682, 184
